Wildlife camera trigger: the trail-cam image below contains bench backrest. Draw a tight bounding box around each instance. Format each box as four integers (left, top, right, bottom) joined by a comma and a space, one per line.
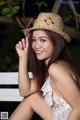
0, 72, 32, 101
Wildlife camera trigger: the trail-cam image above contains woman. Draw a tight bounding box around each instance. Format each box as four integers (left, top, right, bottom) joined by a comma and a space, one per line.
9, 12, 80, 120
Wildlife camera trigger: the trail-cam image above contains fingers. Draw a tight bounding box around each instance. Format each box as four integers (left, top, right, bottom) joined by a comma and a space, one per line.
16, 41, 24, 50
16, 37, 28, 50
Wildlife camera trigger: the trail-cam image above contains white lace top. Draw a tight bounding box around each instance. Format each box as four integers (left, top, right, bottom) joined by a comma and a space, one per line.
41, 77, 72, 120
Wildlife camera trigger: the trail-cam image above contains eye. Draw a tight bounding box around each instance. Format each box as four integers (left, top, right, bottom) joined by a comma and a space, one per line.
40, 39, 46, 42
32, 38, 36, 42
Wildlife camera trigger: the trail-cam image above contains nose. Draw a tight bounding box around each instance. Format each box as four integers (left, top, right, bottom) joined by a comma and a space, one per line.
35, 41, 41, 49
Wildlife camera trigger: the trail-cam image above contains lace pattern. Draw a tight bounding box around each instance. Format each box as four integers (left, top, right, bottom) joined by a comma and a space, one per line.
54, 107, 72, 120
41, 77, 72, 120
41, 78, 54, 107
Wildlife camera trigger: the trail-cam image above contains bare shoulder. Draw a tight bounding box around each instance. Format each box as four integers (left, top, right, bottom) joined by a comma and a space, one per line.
48, 61, 68, 75
48, 61, 74, 82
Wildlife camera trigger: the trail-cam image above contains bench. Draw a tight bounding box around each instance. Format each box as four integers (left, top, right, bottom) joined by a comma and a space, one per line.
0, 72, 42, 120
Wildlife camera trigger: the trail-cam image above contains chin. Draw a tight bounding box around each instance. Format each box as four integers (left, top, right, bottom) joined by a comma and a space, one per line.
36, 56, 44, 60
37, 58, 44, 60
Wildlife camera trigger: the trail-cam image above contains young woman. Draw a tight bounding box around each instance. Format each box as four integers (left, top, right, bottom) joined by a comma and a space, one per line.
9, 12, 80, 120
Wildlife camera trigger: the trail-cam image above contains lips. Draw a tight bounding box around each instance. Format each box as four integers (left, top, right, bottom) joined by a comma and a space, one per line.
35, 51, 42, 54
35, 50, 43, 54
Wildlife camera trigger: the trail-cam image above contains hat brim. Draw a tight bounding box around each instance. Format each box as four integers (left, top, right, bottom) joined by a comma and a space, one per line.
23, 27, 71, 42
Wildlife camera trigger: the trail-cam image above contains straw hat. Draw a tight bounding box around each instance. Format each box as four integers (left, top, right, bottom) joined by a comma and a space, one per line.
23, 12, 71, 42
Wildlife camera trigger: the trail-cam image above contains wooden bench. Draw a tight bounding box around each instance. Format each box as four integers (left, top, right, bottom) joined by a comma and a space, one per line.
0, 72, 42, 120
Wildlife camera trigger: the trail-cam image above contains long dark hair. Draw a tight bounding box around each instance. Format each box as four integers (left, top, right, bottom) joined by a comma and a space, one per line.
28, 30, 80, 89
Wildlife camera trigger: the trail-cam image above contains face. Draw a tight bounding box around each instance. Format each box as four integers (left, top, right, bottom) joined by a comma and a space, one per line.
32, 30, 54, 64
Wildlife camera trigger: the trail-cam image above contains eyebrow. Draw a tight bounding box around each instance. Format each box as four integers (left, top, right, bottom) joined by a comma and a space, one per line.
32, 36, 48, 39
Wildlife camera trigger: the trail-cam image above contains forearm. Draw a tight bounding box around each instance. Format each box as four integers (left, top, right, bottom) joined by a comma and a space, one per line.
18, 56, 31, 96
69, 109, 80, 120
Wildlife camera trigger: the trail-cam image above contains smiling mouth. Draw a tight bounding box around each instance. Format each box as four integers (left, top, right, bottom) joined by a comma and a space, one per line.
36, 51, 43, 54
35, 49, 44, 53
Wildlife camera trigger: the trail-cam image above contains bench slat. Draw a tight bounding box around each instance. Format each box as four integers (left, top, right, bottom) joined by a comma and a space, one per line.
0, 72, 32, 101
0, 96, 23, 101
0, 72, 32, 84
0, 89, 23, 101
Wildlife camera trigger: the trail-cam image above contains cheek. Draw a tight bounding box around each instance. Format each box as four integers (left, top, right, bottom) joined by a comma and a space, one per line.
48, 45, 54, 55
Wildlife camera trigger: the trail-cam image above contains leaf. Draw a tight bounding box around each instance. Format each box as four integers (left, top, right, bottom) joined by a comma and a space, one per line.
33, 1, 48, 8
13, 6, 20, 11
1, 8, 10, 16
0, 1, 6, 6
40, 1, 48, 7
6, 13, 13, 17
63, 15, 73, 23
11, 6, 20, 16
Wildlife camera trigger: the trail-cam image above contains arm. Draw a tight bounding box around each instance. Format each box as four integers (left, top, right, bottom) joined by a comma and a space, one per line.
68, 109, 80, 120
16, 37, 38, 97
49, 62, 80, 120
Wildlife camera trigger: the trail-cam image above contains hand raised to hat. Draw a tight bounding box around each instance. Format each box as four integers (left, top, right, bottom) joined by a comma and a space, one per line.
15, 37, 29, 58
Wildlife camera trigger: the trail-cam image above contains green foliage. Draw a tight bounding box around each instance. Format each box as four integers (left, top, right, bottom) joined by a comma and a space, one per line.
0, 0, 49, 18
63, 15, 73, 23
1, 6, 20, 17
33, 1, 48, 8
0, 1, 6, 6
1, 7, 10, 16
32, 1, 48, 12
11, 6, 20, 17
0, 0, 20, 17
